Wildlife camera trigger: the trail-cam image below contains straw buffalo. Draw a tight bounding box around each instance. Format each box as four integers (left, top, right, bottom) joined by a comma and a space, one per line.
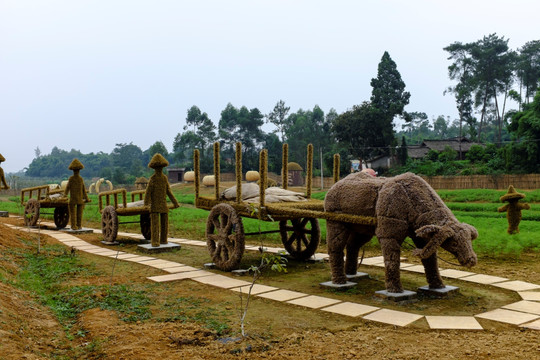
324, 172, 478, 293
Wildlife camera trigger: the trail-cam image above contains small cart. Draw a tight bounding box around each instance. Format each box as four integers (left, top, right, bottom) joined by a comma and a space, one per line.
194, 142, 377, 271
20, 185, 70, 228
98, 189, 176, 243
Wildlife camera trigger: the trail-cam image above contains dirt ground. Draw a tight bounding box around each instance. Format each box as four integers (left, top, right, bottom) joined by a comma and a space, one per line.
1, 219, 540, 359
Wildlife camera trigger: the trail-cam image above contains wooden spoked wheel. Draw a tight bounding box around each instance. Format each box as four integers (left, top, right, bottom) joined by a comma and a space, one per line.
206, 204, 245, 271
279, 218, 320, 260
24, 199, 40, 226
53, 207, 69, 229
140, 213, 151, 240
101, 206, 119, 242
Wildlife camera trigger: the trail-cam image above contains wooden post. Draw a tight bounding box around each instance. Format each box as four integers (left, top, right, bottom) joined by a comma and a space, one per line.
306, 144, 313, 199
213, 142, 220, 200
194, 149, 200, 203
282, 143, 288, 190
236, 142, 242, 204
333, 153, 340, 184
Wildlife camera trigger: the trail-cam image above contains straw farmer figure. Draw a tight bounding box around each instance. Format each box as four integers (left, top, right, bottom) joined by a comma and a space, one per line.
64, 159, 90, 230
498, 185, 530, 234
145, 153, 180, 247
0, 154, 9, 190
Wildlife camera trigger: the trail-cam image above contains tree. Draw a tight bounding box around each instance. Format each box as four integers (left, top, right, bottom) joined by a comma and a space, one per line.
516, 40, 540, 106
332, 102, 389, 163
445, 34, 516, 144
111, 143, 144, 179
266, 100, 290, 142
507, 90, 540, 172
218, 103, 265, 171
147, 141, 168, 158
370, 51, 410, 126
444, 41, 478, 142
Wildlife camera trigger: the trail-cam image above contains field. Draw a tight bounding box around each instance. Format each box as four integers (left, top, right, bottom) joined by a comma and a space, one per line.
1, 184, 540, 359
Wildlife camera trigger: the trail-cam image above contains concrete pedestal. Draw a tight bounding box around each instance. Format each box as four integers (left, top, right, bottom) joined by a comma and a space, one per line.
101, 241, 120, 246
137, 243, 181, 253
417, 285, 459, 298
374, 289, 417, 302
320, 281, 357, 290
346, 272, 369, 281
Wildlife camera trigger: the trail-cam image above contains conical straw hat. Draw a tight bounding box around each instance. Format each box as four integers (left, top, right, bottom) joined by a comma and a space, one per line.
500, 185, 525, 202
68, 158, 84, 170
148, 153, 169, 169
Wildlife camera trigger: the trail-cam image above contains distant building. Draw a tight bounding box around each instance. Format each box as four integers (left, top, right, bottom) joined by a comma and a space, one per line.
407, 137, 484, 160
167, 168, 185, 183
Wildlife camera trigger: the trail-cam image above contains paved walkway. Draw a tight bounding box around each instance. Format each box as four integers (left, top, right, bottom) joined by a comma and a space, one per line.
3, 220, 540, 331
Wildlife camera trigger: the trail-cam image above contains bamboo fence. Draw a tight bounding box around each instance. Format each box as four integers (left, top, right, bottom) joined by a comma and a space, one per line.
421, 174, 540, 190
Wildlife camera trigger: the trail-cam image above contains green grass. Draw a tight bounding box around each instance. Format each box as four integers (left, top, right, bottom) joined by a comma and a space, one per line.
2, 187, 539, 257
15, 243, 152, 326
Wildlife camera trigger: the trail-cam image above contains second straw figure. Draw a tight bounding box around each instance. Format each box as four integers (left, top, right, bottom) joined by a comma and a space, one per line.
64, 158, 91, 230
144, 153, 180, 247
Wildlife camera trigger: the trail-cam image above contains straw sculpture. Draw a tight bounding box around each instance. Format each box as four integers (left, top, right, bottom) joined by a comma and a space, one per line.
498, 185, 530, 234
145, 153, 180, 247
64, 158, 90, 230
325, 172, 478, 293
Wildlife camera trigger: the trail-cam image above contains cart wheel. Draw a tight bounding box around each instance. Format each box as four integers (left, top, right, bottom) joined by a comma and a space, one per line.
140, 213, 151, 240
53, 207, 69, 229
206, 204, 245, 271
101, 206, 119, 242
24, 199, 40, 227
279, 218, 320, 260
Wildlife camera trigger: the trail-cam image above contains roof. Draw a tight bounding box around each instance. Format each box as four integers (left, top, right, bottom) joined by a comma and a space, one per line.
407, 138, 484, 158
421, 139, 483, 152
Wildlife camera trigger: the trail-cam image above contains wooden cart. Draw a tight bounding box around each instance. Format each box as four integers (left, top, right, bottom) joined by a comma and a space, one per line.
20, 185, 70, 228
194, 142, 377, 271
98, 189, 176, 243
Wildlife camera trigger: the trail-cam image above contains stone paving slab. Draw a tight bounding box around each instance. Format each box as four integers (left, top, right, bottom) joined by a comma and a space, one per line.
147, 270, 213, 282
475, 308, 540, 325
363, 309, 423, 327
439, 269, 475, 279
311, 253, 330, 260
359, 256, 385, 265
141, 259, 179, 267
110, 253, 140, 260
73, 245, 102, 250
61, 240, 92, 246
518, 291, 540, 302
399, 262, 416, 269
122, 256, 157, 263
492, 280, 540, 292
162, 265, 199, 273
88, 249, 121, 256
286, 295, 341, 309
321, 302, 379, 317
403, 265, 426, 273
173, 239, 205, 245
521, 318, 540, 330
502, 300, 540, 315
425, 316, 483, 330
260, 246, 286, 254
193, 274, 252, 289
460, 274, 508, 284
230, 284, 279, 295
81, 248, 117, 254
256, 289, 309, 302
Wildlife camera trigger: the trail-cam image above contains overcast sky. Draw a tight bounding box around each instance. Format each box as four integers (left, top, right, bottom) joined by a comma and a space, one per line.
1, 0, 539, 173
